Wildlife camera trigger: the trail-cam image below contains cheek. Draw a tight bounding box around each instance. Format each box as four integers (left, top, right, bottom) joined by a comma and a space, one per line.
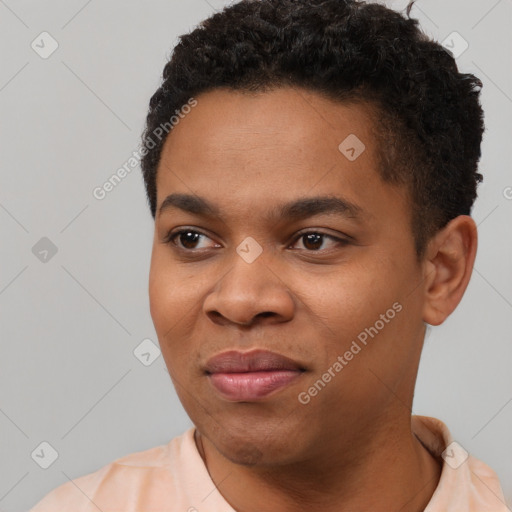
331, 265, 423, 376
315, 260, 414, 359
148, 261, 170, 332
148, 255, 192, 338
148, 254, 211, 368
319, 263, 395, 323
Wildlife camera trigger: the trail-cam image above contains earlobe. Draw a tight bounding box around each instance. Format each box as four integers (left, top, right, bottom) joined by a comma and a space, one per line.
422, 215, 478, 326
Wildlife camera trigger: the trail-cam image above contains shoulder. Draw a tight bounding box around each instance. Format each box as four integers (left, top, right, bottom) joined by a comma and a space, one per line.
413, 415, 509, 511
29, 428, 196, 512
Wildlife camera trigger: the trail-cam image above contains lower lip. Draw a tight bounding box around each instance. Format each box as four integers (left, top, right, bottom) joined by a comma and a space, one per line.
208, 370, 303, 401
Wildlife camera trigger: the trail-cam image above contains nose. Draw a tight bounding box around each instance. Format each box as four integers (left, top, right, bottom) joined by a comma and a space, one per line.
203, 248, 295, 328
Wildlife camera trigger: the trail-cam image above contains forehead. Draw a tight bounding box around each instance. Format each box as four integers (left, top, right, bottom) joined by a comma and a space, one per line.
156, 87, 378, 185
154, 87, 409, 230
159, 87, 376, 160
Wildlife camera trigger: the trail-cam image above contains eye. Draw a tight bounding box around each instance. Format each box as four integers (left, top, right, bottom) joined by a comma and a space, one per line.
290, 231, 349, 251
163, 228, 219, 251
163, 228, 350, 253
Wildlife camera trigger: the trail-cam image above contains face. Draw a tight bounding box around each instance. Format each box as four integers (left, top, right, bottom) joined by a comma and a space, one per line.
149, 87, 429, 466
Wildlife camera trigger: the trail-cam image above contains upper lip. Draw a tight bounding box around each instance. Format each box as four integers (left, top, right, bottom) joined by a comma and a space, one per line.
204, 349, 305, 374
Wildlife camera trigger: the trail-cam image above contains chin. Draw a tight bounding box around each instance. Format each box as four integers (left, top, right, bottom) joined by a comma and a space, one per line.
216, 434, 266, 466
200, 415, 303, 467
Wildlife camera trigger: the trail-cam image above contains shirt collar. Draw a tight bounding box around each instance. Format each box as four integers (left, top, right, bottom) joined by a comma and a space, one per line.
411, 415, 509, 511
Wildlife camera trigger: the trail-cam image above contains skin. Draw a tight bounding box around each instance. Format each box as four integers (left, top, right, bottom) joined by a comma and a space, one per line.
149, 86, 478, 512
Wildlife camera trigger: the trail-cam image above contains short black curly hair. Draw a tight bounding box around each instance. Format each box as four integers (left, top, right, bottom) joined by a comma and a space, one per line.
140, 0, 484, 258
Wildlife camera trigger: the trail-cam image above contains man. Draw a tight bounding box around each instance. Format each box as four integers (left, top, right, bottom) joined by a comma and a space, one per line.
30, 0, 508, 510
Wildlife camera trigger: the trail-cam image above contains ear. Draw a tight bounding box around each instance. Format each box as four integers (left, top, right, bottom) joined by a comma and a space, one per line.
421, 215, 478, 326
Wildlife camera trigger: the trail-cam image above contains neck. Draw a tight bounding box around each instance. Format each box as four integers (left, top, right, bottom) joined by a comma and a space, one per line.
194, 417, 442, 512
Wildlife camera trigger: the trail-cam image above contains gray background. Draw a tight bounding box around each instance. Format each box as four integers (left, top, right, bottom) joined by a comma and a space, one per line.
0, 0, 511, 510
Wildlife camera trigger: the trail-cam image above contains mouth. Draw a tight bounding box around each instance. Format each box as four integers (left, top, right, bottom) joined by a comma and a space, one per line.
204, 349, 306, 401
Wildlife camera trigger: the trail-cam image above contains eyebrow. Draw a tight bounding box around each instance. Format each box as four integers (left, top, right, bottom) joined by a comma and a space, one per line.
157, 193, 365, 223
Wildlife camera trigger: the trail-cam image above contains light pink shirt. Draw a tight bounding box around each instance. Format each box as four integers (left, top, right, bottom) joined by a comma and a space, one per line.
30, 415, 508, 511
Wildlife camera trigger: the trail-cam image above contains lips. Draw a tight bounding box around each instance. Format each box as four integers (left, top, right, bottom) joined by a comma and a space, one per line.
205, 349, 305, 373
204, 349, 306, 401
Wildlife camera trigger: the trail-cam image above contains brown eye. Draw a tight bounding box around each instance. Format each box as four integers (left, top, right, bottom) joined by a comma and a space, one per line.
291, 231, 349, 252
176, 231, 202, 249
163, 229, 218, 251
301, 233, 323, 250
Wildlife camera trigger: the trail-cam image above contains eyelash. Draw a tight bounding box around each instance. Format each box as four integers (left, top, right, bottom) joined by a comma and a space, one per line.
162, 228, 350, 253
